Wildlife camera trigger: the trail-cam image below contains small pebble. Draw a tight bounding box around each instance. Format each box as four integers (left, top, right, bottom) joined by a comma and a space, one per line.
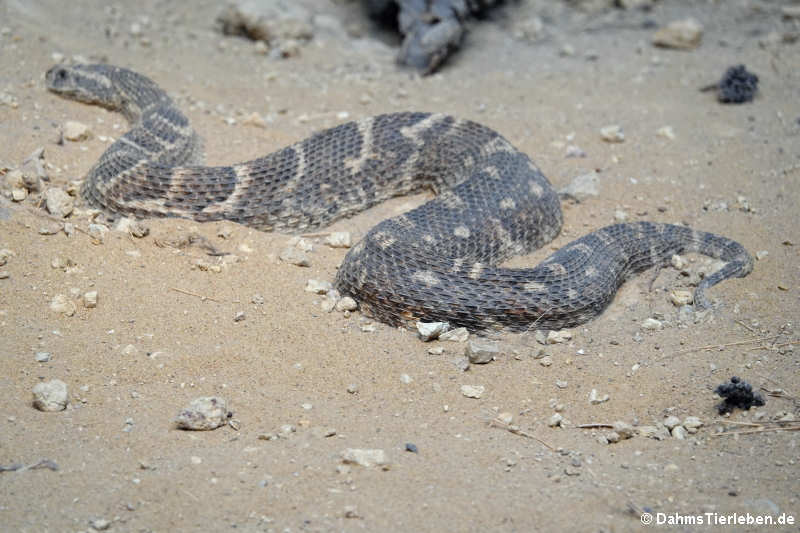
50, 294, 76, 316
175, 397, 230, 430
440, 327, 469, 342
589, 389, 610, 404
233, 311, 246, 322
555, 380, 568, 389
600, 125, 625, 143
324, 231, 351, 248
63, 120, 91, 141
663, 415, 681, 430
280, 247, 310, 266
335, 296, 357, 312
32, 379, 68, 411
465, 339, 499, 364
548, 413, 563, 427
671, 425, 688, 440
427, 346, 444, 355
341, 448, 387, 467
83, 291, 98, 308
305, 279, 332, 294
539, 355, 553, 367
497, 411, 513, 425
89, 518, 111, 531
460, 384, 485, 399
547, 330, 572, 344
657, 126, 676, 140
669, 289, 693, 306
612, 421, 635, 439
652, 18, 703, 50
44, 188, 74, 218
405, 443, 418, 453
88, 223, 109, 243
683, 416, 703, 433
641, 318, 663, 330
416, 321, 447, 341
35, 352, 51, 362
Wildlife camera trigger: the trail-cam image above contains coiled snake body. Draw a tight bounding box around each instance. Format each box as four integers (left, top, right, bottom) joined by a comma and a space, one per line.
45, 64, 753, 331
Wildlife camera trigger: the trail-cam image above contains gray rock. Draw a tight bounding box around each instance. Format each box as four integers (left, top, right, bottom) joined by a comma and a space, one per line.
440, 327, 468, 342
558, 171, 599, 201
416, 321, 447, 341
45, 188, 74, 218
663, 415, 681, 430
32, 379, 68, 411
280, 247, 310, 266
87, 223, 109, 243
683, 416, 703, 433
671, 425, 688, 440
612, 421, 635, 440
548, 413, 563, 427
175, 397, 230, 430
465, 339, 499, 364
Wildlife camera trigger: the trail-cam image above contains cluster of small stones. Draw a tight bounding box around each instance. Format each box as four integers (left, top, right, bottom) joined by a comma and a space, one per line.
598, 416, 704, 444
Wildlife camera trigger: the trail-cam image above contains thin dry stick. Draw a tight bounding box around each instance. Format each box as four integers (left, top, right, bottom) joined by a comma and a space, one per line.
577, 423, 614, 429
664, 335, 781, 359
716, 420, 762, 427
489, 419, 554, 451
712, 426, 800, 437
170, 287, 223, 303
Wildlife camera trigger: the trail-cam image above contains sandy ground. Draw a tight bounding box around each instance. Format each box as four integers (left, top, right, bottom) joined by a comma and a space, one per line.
1, 0, 799, 531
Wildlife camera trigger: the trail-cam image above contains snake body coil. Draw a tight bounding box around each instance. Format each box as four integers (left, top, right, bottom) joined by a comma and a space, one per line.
46, 64, 753, 331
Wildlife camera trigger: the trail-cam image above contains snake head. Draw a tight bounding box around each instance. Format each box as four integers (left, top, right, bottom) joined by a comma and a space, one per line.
45, 64, 123, 109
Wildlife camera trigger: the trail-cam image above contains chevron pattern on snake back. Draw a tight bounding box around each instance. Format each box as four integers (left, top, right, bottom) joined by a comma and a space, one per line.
45, 64, 754, 332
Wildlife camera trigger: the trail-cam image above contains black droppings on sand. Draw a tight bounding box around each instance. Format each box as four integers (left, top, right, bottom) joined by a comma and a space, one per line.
702, 65, 759, 104
714, 376, 765, 415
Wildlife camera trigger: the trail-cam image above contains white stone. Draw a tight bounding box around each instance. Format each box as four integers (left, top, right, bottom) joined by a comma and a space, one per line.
683, 416, 703, 433
83, 291, 98, 308
341, 448, 387, 467
641, 318, 663, 330
63, 120, 91, 141
669, 289, 693, 306
416, 321, 447, 341
663, 415, 681, 430
50, 294, 76, 316
335, 296, 357, 312
44, 188, 74, 218
32, 379, 68, 411
547, 330, 572, 344
589, 389, 610, 404
440, 327, 469, 342
324, 231, 351, 248
547, 413, 563, 427
460, 384, 485, 399
305, 279, 332, 294
652, 18, 703, 50
600, 125, 625, 143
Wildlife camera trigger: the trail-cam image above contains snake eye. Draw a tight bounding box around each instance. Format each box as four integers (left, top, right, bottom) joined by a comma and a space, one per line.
56, 69, 67, 80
